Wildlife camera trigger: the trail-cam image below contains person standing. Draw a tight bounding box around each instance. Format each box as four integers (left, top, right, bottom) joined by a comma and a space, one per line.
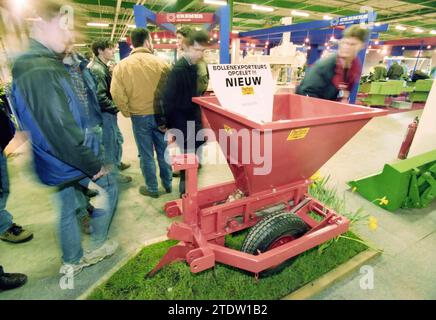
0, 84, 33, 244
162, 30, 210, 196
0, 84, 30, 291
11, 0, 118, 275
111, 28, 172, 198
63, 45, 118, 235
176, 27, 209, 96
387, 61, 404, 80
296, 25, 369, 102
88, 39, 132, 184
369, 60, 387, 82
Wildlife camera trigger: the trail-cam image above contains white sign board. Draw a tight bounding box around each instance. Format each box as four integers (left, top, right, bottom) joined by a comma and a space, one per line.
408, 81, 436, 157
208, 64, 275, 123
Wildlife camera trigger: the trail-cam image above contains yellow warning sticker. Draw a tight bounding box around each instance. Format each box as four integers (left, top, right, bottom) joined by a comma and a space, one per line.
224, 124, 234, 135
287, 128, 310, 141
241, 86, 255, 95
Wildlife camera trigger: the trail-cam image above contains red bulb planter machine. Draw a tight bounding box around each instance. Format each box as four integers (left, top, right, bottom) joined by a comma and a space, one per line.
149, 93, 387, 278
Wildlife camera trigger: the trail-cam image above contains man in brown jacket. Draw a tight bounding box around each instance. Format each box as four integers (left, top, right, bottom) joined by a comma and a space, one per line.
111, 28, 172, 198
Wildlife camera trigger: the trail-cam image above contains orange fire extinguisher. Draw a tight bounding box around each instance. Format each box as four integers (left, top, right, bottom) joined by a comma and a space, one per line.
398, 117, 419, 160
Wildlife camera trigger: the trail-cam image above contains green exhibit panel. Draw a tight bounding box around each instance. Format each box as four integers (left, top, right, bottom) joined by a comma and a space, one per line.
360, 80, 405, 107
408, 80, 434, 103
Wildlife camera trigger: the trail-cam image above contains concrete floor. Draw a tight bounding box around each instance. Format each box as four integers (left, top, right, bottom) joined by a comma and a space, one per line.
1, 109, 435, 300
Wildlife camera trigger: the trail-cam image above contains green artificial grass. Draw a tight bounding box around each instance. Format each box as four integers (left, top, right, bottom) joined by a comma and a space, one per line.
88, 231, 367, 300
88, 177, 372, 300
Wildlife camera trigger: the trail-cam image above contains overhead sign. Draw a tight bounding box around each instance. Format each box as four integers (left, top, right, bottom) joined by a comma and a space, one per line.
156, 13, 215, 24
208, 64, 275, 123
330, 13, 369, 26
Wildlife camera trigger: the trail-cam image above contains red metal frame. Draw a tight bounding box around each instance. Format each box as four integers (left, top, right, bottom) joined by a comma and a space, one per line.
149, 93, 384, 277
149, 154, 349, 276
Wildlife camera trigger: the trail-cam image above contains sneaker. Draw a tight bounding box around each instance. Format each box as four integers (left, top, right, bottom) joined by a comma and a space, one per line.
118, 162, 131, 171
84, 188, 99, 198
0, 224, 33, 244
117, 174, 132, 184
83, 240, 119, 265
139, 186, 159, 198
0, 267, 27, 291
61, 258, 91, 277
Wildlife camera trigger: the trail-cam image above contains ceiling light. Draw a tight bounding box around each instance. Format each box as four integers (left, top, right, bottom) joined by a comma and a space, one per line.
413, 28, 424, 33
427, 45, 432, 49
291, 10, 309, 17
87, 22, 109, 27
213, 33, 218, 38
402, 47, 405, 50
305, 37, 309, 43
330, 36, 335, 41
11, 0, 27, 12
252, 4, 274, 12
204, 0, 227, 6
250, 43, 256, 48
323, 15, 332, 20
395, 25, 407, 31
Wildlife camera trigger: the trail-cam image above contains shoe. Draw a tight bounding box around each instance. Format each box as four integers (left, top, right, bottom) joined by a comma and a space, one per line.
84, 188, 99, 198
0, 267, 27, 291
118, 162, 131, 171
0, 224, 33, 244
117, 174, 132, 184
61, 257, 91, 277
164, 186, 172, 194
139, 186, 159, 198
83, 240, 119, 265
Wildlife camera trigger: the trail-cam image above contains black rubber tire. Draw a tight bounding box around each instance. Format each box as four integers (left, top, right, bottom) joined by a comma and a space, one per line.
241, 212, 309, 277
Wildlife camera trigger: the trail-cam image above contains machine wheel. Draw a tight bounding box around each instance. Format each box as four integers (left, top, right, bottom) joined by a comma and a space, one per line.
241, 212, 309, 277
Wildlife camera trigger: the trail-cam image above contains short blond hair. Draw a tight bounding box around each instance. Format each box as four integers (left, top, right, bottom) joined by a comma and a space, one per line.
32, 0, 69, 21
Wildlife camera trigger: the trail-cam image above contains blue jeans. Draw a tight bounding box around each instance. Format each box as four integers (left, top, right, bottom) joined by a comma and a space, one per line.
102, 113, 123, 167
131, 115, 172, 193
0, 153, 13, 235
56, 173, 118, 264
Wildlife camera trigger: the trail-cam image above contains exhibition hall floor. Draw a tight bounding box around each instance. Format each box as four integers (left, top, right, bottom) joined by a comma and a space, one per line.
1, 109, 435, 300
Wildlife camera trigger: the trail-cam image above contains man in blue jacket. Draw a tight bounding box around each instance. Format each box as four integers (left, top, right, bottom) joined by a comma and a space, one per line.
10, 0, 118, 275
